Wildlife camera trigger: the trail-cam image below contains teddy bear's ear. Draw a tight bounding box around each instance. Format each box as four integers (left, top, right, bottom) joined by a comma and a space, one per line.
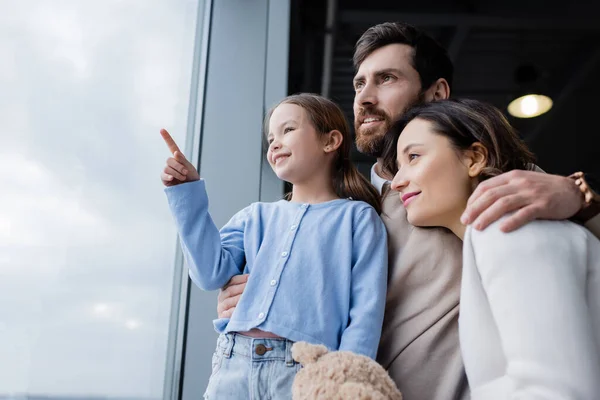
291, 342, 329, 365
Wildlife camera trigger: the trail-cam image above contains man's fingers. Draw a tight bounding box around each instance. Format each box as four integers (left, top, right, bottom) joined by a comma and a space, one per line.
160, 129, 182, 155
218, 275, 248, 302
217, 294, 241, 317
218, 307, 235, 319
224, 274, 249, 287
463, 185, 513, 224
217, 289, 227, 303
164, 165, 186, 182
467, 175, 505, 206
216, 274, 248, 318
470, 194, 525, 231
223, 281, 247, 298
221, 295, 241, 312
498, 205, 539, 233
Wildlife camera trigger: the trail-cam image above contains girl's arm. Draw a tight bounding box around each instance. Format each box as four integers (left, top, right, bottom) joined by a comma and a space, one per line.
339, 207, 388, 359
165, 180, 247, 291
467, 219, 600, 399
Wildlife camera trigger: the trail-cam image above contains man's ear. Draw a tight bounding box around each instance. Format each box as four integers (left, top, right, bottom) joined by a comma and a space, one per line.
465, 142, 488, 177
324, 130, 343, 153
422, 78, 450, 102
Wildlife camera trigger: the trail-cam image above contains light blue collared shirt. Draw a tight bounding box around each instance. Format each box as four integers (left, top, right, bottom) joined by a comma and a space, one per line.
165, 180, 388, 358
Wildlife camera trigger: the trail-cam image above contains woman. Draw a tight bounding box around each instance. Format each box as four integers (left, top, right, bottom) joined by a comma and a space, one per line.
381, 98, 600, 399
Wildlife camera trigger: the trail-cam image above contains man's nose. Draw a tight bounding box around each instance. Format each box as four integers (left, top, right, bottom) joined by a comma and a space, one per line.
355, 81, 377, 107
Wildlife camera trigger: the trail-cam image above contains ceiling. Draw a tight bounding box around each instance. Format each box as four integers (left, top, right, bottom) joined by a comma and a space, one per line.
288, 0, 600, 178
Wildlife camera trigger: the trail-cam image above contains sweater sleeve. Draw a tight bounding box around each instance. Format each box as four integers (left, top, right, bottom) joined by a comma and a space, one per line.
339, 206, 388, 359
467, 219, 600, 399
165, 180, 247, 291
585, 214, 600, 239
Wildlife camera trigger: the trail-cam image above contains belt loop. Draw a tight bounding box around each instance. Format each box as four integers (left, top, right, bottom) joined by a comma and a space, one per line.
223, 333, 235, 358
285, 339, 295, 367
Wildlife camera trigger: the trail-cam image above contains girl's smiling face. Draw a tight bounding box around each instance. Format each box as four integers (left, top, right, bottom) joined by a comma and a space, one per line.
266, 103, 329, 185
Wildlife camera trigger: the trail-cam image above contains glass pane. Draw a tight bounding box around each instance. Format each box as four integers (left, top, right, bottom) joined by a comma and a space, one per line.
0, 0, 201, 397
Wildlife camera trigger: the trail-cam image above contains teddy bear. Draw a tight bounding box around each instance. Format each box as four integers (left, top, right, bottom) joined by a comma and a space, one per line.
291, 342, 403, 400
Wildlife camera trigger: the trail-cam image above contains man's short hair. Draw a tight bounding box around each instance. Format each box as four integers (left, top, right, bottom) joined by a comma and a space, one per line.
353, 22, 454, 92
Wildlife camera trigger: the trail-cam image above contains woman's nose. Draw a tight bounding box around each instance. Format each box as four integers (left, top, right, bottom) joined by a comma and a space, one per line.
390, 170, 408, 192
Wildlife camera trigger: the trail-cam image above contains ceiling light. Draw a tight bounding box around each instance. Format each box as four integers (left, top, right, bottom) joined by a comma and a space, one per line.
507, 64, 553, 119
508, 94, 553, 118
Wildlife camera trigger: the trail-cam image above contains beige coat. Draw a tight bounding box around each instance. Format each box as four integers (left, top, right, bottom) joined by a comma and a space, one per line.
376, 186, 469, 400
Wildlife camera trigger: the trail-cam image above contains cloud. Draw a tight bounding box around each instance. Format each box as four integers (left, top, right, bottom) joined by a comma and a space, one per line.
0, 0, 203, 397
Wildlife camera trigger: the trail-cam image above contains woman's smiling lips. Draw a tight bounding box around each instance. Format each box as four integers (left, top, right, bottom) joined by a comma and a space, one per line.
401, 191, 421, 206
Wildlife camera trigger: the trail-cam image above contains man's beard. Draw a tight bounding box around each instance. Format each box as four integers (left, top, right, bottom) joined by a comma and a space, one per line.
354, 94, 425, 157
354, 108, 392, 157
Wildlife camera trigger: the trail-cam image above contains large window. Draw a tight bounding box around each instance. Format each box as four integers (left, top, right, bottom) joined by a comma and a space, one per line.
0, 0, 203, 397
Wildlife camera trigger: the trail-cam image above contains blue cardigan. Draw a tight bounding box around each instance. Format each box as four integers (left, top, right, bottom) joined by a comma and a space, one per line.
165, 179, 388, 358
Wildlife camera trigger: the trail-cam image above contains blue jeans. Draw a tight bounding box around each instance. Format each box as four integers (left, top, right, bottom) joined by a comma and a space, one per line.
203, 333, 301, 399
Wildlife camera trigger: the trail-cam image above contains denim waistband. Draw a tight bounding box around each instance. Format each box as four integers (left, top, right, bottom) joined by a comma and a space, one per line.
217, 333, 296, 366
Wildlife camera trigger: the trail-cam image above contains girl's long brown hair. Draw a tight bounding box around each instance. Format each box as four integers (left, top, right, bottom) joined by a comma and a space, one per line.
264, 93, 381, 214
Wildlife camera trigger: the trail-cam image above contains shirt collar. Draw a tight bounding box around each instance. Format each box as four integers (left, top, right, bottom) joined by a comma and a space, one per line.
370, 163, 390, 195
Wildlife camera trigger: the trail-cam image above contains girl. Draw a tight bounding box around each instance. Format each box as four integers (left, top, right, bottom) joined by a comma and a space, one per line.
160, 93, 388, 399
381, 98, 600, 399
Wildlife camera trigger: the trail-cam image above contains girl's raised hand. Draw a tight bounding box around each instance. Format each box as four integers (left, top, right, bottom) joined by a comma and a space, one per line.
160, 128, 200, 187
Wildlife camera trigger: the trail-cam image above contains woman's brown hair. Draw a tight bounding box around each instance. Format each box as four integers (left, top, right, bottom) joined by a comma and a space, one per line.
381, 98, 536, 180
264, 93, 382, 214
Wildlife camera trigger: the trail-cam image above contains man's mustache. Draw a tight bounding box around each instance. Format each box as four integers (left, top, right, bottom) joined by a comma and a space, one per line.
356, 107, 390, 121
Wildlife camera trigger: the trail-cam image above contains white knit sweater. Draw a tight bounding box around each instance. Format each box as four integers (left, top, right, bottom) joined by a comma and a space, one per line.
460, 216, 600, 399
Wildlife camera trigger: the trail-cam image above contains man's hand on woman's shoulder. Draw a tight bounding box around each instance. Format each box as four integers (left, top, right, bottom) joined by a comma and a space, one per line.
461, 170, 583, 233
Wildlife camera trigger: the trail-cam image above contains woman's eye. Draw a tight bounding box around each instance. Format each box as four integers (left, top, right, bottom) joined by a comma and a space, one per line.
284, 127, 294, 133
408, 153, 419, 161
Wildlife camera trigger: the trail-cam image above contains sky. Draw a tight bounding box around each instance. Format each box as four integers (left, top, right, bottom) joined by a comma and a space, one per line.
0, 0, 201, 397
